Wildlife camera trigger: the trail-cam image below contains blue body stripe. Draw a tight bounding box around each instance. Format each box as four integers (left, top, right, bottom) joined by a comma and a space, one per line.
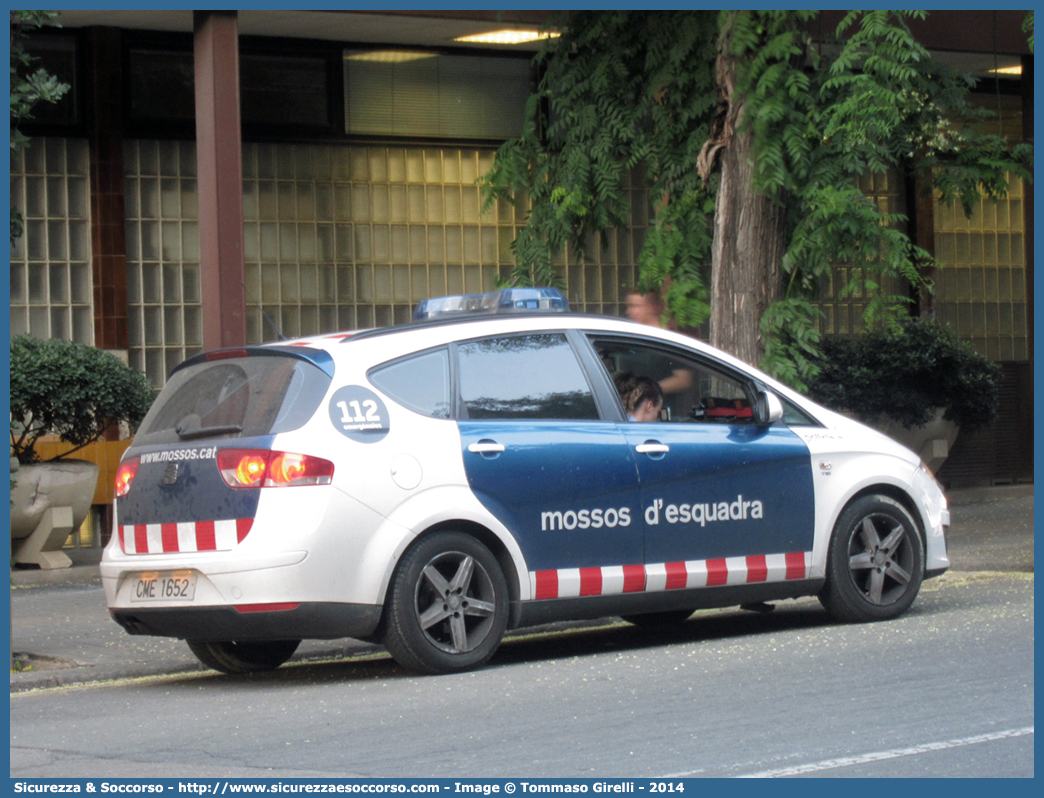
461, 421, 815, 571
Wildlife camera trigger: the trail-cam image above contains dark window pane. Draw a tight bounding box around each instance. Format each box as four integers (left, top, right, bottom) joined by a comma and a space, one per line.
345, 51, 531, 139
127, 49, 331, 129
128, 49, 195, 121
370, 348, 451, 419
458, 334, 598, 420
241, 54, 329, 127
964, 90, 1023, 143
23, 34, 78, 126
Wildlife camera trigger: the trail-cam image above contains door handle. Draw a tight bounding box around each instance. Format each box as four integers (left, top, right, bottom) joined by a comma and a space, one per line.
468, 442, 506, 454
635, 442, 670, 455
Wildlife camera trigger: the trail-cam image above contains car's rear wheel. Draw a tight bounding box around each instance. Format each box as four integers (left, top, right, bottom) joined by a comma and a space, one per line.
383, 531, 508, 675
819, 494, 924, 623
620, 610, 695, 627
186, 639, 300, 674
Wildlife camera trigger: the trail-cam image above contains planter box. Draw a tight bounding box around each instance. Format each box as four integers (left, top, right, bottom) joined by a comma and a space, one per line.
10, 459, 99, 569
23, 438, 132, 505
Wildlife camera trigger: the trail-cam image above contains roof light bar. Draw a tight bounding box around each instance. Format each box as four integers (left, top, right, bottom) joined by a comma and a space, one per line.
413, 288, 569, 321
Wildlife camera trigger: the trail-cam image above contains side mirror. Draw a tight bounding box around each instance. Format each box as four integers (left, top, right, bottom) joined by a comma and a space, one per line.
755, 390, 784, 426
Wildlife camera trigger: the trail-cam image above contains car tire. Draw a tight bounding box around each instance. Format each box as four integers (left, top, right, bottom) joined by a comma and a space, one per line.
186, 639, 301, 674
620, 610, 694, 627
383, 531, 509, 675
819, 494, 924, 623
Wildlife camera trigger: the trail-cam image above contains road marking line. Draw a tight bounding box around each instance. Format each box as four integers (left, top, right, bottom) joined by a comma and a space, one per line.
737, 726, 1035, 778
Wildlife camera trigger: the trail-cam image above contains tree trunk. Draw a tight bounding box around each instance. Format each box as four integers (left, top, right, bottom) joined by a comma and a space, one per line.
702, 14, 789, 368
708, 127, 786, 367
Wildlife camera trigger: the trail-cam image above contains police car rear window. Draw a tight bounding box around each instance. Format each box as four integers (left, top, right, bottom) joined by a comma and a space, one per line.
134, 356, 331, 445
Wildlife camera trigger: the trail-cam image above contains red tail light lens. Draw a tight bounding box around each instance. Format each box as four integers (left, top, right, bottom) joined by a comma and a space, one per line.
216, 449, 334, 488
230, 451, 269, 488
114, 457, 141, 498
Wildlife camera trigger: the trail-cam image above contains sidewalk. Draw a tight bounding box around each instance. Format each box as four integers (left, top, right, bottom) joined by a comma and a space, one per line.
9, 485, 1033, 692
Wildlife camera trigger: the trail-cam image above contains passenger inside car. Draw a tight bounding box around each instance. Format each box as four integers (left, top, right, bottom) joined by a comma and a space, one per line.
596, 338, 761, 424
613, 371, 664, 422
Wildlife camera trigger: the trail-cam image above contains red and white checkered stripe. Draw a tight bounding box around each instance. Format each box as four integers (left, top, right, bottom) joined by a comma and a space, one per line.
530, 551, 811, 600
119, 518, 254, 555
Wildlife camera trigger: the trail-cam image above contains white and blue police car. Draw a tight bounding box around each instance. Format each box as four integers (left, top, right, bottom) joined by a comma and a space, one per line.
102, 288, 950, 675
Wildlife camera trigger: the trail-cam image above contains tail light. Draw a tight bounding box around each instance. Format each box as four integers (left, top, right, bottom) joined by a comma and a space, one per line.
216, 449, 334, 488
115, 457, 141, 498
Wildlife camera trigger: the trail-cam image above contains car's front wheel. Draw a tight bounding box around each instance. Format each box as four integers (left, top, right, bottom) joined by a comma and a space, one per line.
819, 494, 924, 623
383, 531, 509, 675
186, 639, 300, 674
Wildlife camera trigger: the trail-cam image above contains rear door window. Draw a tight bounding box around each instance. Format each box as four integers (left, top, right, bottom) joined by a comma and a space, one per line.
456, 333, 600, 420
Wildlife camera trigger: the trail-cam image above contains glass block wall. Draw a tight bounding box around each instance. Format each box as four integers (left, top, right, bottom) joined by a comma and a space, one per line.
123, 140, 202, 385
125, 140, 644, 387
241, 143, 518, 335
16, 136, 1031, 394
241, 143, 644, 340
933, 174, 1028, 361
813, 168, 908, 335
9, 138, 93, 343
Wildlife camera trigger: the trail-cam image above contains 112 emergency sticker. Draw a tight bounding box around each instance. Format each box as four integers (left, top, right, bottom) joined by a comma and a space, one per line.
329, 385, 390, 443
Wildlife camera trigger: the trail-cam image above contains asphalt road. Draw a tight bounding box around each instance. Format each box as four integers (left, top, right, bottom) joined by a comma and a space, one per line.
10, 571, 1033, 778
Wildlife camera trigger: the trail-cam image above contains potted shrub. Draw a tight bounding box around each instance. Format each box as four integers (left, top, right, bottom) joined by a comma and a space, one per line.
10, 335, 154, 567
805, 318, 1001, 470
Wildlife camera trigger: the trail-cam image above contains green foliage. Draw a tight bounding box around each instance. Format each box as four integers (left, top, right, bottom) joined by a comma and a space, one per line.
732, 10, 1031, 383
10, 10, 69, 244
485, 10, 1032, 389
482, 11, 719, 324
759, 297, 823, 389
805, 318, 1001, 433
10, 335, 155, 464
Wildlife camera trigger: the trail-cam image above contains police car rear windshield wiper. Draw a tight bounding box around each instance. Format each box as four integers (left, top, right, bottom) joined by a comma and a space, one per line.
175, 424, 243, 440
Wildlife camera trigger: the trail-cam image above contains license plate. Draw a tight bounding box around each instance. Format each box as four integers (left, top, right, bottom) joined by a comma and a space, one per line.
130, 571, 197, 602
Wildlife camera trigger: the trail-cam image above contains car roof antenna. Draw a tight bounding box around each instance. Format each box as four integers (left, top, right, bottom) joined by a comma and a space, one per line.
242, 282, 287, 341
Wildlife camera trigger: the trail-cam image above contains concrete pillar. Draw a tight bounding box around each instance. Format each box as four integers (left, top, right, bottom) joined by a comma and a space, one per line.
193, 10, 246, 350
86, 26, 129, 351
1021, 53, 1032, 363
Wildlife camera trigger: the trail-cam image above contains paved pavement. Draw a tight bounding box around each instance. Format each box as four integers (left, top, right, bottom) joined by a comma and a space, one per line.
9, 485, 1033, 692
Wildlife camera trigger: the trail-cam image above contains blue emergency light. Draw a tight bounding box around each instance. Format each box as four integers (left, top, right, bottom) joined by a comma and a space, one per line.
412, 287, 570, 321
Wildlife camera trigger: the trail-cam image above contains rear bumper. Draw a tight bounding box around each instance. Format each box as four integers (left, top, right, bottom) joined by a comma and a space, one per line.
111, 601, 382, 642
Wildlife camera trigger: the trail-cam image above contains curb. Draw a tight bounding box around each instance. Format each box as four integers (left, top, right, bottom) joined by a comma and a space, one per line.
10, 659, 207, 694
10, 640, 387, 694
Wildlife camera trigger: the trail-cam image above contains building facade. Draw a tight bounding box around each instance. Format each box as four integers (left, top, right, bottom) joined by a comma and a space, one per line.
10, 11, 1033, 527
